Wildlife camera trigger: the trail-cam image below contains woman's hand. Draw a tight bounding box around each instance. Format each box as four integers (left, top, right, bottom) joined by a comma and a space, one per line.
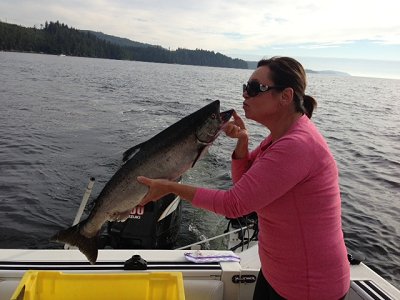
137, 176, 172, 206
137, 176, 197, 206
223, 111, 248, 140
223, 111, 249, 159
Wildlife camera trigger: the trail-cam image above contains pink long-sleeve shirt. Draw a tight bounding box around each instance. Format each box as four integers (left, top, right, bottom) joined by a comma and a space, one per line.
192, 115, 350, 299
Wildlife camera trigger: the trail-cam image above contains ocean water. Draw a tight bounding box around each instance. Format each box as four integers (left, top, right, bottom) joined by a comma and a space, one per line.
0, 52, 399, 288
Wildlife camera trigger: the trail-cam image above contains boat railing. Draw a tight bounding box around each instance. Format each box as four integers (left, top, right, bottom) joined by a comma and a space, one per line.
175, 225, 255, 250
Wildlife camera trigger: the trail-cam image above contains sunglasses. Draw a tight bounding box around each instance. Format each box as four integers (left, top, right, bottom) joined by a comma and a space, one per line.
243, 81, 285, 97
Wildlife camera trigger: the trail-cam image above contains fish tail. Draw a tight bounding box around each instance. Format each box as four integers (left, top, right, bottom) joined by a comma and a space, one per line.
51, 223, 98, 264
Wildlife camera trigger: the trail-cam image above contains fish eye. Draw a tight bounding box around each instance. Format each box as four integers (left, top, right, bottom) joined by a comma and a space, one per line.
211, 113, 216, 119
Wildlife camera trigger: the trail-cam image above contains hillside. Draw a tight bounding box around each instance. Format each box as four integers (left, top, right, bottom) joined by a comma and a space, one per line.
81, 30, 154, 48
0, 21, 248, 69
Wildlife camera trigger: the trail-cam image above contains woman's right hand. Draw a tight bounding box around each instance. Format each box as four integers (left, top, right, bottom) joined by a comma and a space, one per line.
224, 111, 249, 159
224, 111, 248, 140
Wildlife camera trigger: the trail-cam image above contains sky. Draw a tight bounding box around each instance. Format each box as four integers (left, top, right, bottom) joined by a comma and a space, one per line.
1, 0, 400, 65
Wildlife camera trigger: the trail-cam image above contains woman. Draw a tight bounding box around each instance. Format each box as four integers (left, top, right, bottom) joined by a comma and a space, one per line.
137, 56, 350, 299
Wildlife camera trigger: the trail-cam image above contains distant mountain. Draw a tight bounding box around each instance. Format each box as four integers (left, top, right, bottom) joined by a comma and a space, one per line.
80, 30, 249, 69
82, 30, 155, 48
247, 60, 350, 76
246, 61, 258, 69
305, 69, 351, 76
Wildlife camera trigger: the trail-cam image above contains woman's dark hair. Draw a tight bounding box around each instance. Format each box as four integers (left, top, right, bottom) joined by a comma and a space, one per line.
257, 56, 317, 118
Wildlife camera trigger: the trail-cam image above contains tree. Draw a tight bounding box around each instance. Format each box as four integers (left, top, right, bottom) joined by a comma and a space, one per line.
0, 21, 248, 69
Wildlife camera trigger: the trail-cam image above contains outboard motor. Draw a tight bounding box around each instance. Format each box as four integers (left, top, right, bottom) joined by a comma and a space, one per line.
99, 193, 182, 249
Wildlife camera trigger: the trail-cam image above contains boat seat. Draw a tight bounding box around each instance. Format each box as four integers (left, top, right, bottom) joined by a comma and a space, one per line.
184, 279, 224, 300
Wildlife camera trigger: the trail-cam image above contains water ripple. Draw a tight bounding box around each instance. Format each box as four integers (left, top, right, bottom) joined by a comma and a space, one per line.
0, 52, 399, 289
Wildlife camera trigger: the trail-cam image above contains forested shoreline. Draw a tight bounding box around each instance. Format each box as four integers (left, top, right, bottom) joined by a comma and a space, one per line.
0, 21, 248, 69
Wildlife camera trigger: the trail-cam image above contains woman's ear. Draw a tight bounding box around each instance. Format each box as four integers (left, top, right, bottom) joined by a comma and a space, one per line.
281, 87, 294, 105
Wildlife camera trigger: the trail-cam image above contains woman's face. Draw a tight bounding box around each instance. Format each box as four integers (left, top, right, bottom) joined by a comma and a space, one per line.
242, 66, 283, 124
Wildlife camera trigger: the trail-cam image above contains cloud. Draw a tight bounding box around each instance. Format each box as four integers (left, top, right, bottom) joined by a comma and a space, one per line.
1, 0, 399, 59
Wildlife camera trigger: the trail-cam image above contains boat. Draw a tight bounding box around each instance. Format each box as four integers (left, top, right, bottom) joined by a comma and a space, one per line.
1, 227, 399, 299
1, 244, 399, 299
0, 181, 399, 299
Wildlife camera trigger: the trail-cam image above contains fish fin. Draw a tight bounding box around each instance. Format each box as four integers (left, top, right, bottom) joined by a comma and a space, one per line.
110, 210, 132, 222
191, 146, 208, 168
51, 223, 98, 264
191, 152, 201, 167
122, 142, 146, 162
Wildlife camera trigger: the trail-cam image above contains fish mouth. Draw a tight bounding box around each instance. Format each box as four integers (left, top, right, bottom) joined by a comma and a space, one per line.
220, 109, 234, 123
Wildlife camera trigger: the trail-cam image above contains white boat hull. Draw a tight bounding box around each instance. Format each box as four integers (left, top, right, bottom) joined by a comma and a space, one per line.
0, 248, 399, 300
